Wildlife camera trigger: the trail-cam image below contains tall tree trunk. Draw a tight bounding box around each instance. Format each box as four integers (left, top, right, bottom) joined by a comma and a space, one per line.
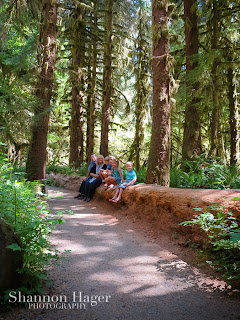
133, 1, 151, 172
86, 2, 97, 161
182, 0, 202, 161
146, 0, 171, 186
100, 0, 113, 157
210, 0, 221, 157
26, 0, 57, 185
86, 64, 91, 162
69, 6, 85, 167
228, 65, 239, 165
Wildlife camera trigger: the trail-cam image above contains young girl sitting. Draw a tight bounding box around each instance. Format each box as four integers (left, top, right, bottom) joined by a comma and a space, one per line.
98, 155, 114, 182
109, 161, 137, 203
103, 158, 124, 190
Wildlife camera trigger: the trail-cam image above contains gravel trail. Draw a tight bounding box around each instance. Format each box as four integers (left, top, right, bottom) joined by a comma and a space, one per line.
3, 186, 240, 320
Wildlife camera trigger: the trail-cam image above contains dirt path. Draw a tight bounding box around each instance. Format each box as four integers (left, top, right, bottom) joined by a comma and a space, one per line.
3, 186, 240, 320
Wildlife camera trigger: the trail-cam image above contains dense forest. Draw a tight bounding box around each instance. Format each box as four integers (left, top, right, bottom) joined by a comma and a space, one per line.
1, 0, 240, 299
1, 0, 240, 187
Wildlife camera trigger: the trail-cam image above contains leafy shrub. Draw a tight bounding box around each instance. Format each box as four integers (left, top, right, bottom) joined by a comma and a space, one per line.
180, 205, 240, 287
136, 166, 147, 183
0, 148, 65, 298
170, 155, 240, 189
45, 176, 63, 188
46, 164, 88, 176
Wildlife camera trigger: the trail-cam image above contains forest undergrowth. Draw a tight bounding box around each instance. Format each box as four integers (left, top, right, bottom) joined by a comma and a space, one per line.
0, 148, 66, 306
3, 153, 240, 297
181, 205, 240, 289
40, 154, 240, 189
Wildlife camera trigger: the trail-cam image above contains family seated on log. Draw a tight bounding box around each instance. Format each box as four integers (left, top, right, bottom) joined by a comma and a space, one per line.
74, 153, 137, 203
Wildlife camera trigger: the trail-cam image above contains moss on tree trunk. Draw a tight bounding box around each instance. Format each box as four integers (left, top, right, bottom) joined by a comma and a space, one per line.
26, 0, 57, 187
100, 0, 113, 157
146, 0, 171, 186
182, 0, 202, 161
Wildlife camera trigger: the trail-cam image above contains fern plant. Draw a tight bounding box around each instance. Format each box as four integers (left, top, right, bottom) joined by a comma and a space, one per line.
180, 205, 240, 287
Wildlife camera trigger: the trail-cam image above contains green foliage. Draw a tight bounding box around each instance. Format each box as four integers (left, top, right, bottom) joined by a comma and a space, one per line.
0, 149, 65, 297
180, 205, 240, 286
136, 166, 147, 183
43, 156, 240, 189
46, 164, 88, 176
170, 155, 240, 189
0, 5, 38, 161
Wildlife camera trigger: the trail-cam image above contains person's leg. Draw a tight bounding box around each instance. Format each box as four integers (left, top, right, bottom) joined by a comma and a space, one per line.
103, 176, 110, 188
104, 176, 114, 189
79, 177, 91, 196
74, 180, 86, 198
86, 178, 102, 201
110, 189, 119, 201
98, 171, 104, 181
115, 188, 124, 202
84, 180, 91, 201
102, 171, 108, 180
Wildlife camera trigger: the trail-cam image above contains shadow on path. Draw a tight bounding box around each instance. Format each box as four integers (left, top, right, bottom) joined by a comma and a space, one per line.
5, 186, 240, 320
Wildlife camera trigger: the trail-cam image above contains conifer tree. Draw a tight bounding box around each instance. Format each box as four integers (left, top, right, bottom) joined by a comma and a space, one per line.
209, 0, 221, 157
0, 1, 37, 162
26, 0, 57, 184
146, 0, 171, 185
228, 59, 239, 165
86, 0, 98, 161
132, 0, 151, 171
182, 0, 202, 161
69, 3, 87, 167
100, 0, 114, 156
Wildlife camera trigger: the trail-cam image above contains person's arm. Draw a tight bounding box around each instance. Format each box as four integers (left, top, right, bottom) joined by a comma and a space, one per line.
118, 168, 124, 182
126, 178, 137, 187
91, 173, 99, 178
89, 164, 97, 178
84, 160, 95, 180
94, 164, 107, 179
84, 169, 91, 181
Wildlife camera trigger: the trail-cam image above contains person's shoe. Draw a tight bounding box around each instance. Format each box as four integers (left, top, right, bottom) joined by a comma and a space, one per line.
77, 195, 85, 200
74, 194, 81, 198
85, 198, 91, 202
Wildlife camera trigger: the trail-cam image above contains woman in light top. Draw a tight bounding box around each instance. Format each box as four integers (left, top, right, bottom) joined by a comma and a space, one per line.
83, 155, 107, 202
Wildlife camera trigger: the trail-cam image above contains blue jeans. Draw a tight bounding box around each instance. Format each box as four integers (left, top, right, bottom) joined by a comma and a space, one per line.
78, 177, 91, 195
85, 178, 102, 199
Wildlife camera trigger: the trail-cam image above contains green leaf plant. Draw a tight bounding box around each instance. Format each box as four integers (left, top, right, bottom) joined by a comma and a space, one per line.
0, 147, 65, 303
180, 204, 240, 288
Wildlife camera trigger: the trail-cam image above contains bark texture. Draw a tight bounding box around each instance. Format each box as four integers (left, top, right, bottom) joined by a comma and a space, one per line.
133, 1, 151, 171
100, 0, 113, 157
146, 0, 171, 186
228, 65, 239, 165
86, 3, 97, 161
69, 6, 85, 167
26, 0, 57, 183
210, 0, 222, 157
182, 0, 202, 161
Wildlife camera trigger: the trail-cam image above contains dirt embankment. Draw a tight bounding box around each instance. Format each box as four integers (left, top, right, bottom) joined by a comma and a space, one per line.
47, 173, 240, 242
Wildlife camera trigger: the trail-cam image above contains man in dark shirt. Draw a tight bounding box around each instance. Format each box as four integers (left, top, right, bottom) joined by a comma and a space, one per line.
74, 153, 97, 199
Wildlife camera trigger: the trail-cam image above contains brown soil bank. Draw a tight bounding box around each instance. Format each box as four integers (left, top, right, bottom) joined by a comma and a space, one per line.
47, 173, 240, 241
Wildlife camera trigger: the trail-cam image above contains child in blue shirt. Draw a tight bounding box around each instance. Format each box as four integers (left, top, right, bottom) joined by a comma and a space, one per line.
109, 161, 137, 203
